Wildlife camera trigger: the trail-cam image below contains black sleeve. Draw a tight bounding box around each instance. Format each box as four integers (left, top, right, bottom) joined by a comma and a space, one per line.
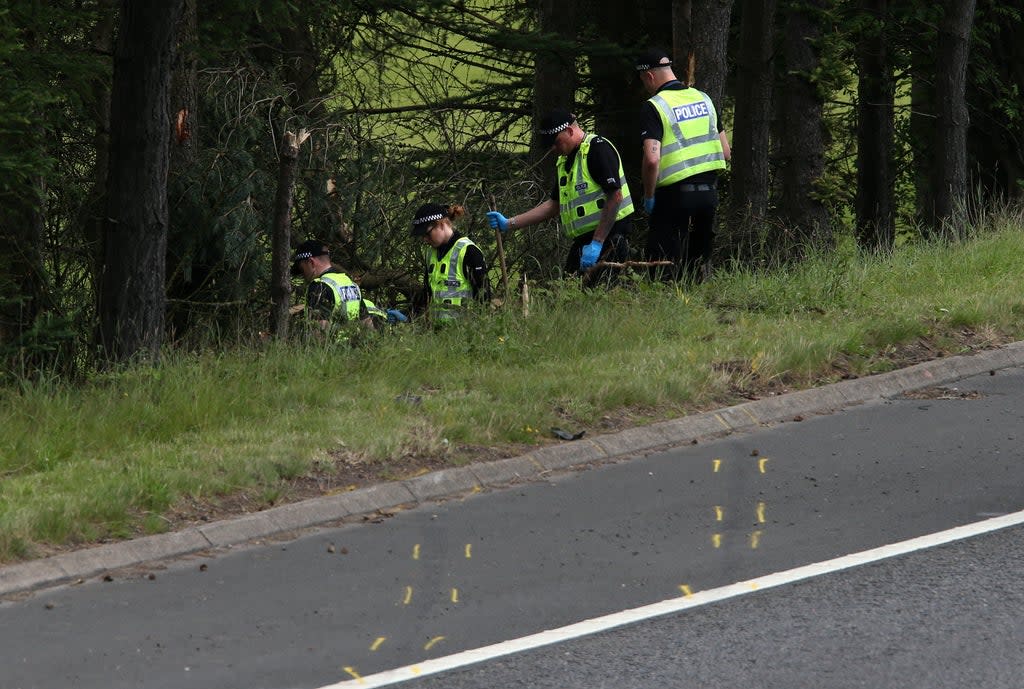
413, 260, 431, 312
305, 282, 335, 320
461, 244, 491, 302
712, 97, 725, 133
586, 138, 625, 194
640, 101, 663, 142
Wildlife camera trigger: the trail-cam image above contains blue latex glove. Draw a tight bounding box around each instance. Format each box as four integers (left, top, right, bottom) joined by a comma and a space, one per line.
579, 239, 603, 270
386, 309, 408, 324
644, 197, 655, 215
486, 211, 510, 232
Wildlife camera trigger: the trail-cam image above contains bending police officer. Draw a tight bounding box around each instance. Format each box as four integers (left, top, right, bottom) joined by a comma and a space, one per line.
487, 109, 635, 274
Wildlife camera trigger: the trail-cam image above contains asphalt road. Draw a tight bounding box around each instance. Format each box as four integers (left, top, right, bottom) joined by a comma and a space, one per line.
398, 523, 1024, 689
3, 364, 1024, 689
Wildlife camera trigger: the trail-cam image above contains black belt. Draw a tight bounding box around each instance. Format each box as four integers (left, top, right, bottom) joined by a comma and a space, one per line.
679, 183, 715, 192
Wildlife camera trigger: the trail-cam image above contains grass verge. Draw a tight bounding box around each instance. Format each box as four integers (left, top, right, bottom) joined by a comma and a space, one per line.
2, 213, 1024, 562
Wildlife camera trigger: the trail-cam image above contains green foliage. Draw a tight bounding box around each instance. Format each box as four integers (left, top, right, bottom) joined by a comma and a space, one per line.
967, 0, 1024, 198
0, 2, 112, 379
4, 0, 1024, 382
166, 67, 283, 342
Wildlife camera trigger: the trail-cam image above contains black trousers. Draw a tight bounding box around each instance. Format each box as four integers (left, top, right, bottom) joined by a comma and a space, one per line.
647, 182, 719, 281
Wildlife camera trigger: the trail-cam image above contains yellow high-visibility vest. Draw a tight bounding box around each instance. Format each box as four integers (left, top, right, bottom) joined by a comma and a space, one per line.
314, 271, 364, 321
427, 237, 476, 320
557, 134, 634, 238
647, 88, 726, 187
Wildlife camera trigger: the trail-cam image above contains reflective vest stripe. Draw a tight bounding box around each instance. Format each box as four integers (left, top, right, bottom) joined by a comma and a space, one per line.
363, 300, 386, 319
659, 151, 727, 179
437, 237, 472, 299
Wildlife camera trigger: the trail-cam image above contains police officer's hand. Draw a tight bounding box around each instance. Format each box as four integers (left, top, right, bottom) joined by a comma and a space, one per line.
644, 197, 655, 215
486, 211, 510, 232
386, 309, 408, 324
579, 240, 603, 270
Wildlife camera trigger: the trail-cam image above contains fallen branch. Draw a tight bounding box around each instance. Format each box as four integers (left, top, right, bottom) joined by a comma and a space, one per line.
585, 259, 673, 275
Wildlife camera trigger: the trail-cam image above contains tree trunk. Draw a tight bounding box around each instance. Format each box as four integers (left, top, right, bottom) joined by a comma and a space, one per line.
269, 130, 309, 339
80, 0, 117, 292
727, 0, 776, 257
932, 0, 976, 235
279, 20, 323, 119
168, 0, 198, 171
672, 0, 692, 72
690, 0, 733, 108
854, 0, 895, 251
965, 2, 1024, 201
0, 172, 49, 359
166, 0, 199, 340
589, 0, 673, 203
98, 0, 184, 364
776, 0, 831, 250
532, 0, 577, 167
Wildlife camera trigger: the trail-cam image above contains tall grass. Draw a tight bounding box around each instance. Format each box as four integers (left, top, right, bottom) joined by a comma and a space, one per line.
2, 213, 1024, 562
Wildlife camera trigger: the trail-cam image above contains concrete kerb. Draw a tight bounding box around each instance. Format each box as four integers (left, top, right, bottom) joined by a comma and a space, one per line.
0, 529, 212, 597
0, 557, 67, 597
655, 412, 734, 446
198, 512, 283, 549
591, 425, 679, 458
403, 467, 482, 502
469, 455, 546, 487
527, 438, 609, 472
4, 343, 1024, 598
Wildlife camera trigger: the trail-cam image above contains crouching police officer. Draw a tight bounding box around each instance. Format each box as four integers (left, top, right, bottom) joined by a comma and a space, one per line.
291, 239, 405, 339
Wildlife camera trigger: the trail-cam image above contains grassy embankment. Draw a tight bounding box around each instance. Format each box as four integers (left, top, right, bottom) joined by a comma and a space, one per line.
2, 211, 1024, 563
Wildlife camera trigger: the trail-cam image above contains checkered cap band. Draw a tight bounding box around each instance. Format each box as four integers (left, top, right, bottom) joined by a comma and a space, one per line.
413, 212, 445, 226
538, 121, 570, 137
636, 58, 672, 71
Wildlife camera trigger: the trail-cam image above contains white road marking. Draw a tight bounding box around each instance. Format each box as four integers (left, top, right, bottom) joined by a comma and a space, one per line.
320, 509, 1024, 688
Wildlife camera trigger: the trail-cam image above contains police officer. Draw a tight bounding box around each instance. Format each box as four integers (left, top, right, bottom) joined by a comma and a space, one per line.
411, 203, 490, 322
486, 109, 635, 274
637, 48, 731, 281
290, 239, 397, 337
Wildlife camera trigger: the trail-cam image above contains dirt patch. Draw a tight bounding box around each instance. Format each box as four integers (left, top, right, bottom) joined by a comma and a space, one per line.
899, 386, 985, 400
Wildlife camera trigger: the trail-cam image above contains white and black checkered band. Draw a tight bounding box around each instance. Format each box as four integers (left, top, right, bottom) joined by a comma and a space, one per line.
538, 121, 570, 136
413, 212, 445, 226
636, 59, 672, 71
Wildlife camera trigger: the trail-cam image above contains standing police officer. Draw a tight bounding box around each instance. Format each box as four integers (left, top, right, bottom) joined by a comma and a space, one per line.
637, 48, 731, 281
487, 109, 635, 274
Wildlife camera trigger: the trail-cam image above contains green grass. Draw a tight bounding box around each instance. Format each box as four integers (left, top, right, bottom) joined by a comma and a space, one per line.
3, 211, 1024, 562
